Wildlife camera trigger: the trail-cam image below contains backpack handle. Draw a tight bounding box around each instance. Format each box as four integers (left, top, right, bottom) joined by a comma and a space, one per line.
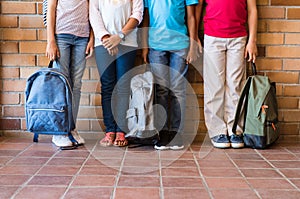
48, 60, 53, 68
251, 62, 257, 76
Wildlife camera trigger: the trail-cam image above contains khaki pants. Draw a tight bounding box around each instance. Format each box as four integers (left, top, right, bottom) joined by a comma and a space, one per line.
203, 35, 247, 138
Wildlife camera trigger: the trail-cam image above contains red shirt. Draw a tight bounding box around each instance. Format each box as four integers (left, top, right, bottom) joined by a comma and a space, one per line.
204, 0, 248, 38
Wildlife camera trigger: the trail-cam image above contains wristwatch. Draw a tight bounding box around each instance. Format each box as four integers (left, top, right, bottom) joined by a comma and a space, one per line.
118, 31, 126, 41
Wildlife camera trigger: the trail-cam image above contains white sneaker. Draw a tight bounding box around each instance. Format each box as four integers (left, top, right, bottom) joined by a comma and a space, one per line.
71, 129, 85, 145
52, 135, 73, 147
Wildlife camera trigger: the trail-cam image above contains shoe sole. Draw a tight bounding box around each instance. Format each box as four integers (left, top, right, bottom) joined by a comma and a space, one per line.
154, 145, 170, 150
211, 141, 231, 149
170, 145, 184, 150
231, 143, 245, 149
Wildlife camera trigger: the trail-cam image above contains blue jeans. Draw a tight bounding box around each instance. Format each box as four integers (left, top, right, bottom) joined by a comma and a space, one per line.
148, 48, 188, 133
95, 45, 137, 133
54, 34, 89, 125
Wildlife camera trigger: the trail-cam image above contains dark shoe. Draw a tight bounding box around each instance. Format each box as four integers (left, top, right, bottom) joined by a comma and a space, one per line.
230, 134, 244, 149
211, 134, 230, 148
154, 130, 170, 150
168, 131, 184, 150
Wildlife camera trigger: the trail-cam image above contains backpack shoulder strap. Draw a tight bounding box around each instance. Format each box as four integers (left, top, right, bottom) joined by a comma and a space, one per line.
232, 77, 252, 134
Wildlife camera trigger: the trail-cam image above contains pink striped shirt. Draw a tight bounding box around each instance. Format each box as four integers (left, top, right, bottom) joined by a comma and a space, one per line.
56, 0, 90, 37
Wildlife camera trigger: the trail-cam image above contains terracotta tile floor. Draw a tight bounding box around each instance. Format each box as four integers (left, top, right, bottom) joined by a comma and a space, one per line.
0, 135, 300, 199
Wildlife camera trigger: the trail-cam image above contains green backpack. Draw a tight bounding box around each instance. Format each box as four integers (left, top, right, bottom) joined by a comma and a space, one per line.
232, 63, 279, 149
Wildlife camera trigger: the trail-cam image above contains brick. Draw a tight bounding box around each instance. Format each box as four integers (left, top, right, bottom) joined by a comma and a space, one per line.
3, 79, 27, 92
37, 29, 47, 41
268, 21, 300, 33
277, 97, 299, 109
37, 56, 51, 67
90, 67, 100, 80
82, 69, 90, 80
76, 120, 90, 131
271, 0, 300, 6
191, 83, 204, 95
257, 33, 284, 45
0, 119, 21, 130
3, 106, 25, 117
276, 84, 283, 96
258, 7, 285, 19
86, 58, 97, 68
91, 94, 102, 106
0, 93, 20, 104
78, 107, 102, 119
0, 67, 19, 78
284, 85, 300, 97
91, 120, 104, 131
19, 41, 47, 54
1, 1, 36, 14
282, 110, 300, 122
257, 0, 269, 5
287, 8, 300, 20
285, 33, 300, 45
20, 16, 44, 28
81, 81, 100, 93
37, 2, 43, 15
20, 67, 41, 79
279, 123, 299, 135
284, 59, 300, 71
266, 46, 300, 58
255, 59, 282, 71
257, 20, 268, 33
0, 42, 19, 53
2, 29, 37, 41
2, 54, 35, 67
266, 71, 299, 84
80, 94, 90, 106
0, 16, 18, 28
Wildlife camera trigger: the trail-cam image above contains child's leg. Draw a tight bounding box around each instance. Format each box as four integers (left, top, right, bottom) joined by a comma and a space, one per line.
169, 49, 188, 134
203, 35, 228, 138
114, 45, 137, 133
94, 45, 117, 133
225, 36, 247, 136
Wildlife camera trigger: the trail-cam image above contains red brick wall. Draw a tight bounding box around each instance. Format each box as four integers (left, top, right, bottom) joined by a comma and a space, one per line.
1, 0, 299, 142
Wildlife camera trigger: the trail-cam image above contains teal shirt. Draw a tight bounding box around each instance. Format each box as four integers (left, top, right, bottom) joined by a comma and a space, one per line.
144, 0, 198, 51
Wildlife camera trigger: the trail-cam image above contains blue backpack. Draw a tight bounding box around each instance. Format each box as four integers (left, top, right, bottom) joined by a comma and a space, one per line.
25, 61, 76, 143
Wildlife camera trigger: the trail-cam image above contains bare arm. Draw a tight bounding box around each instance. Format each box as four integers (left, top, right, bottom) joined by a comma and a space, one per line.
186, 5, 198, 64
245, 0, 258, 63
195, 0, 203, 53
141, 8, 149, 63
46, 0, 59, 60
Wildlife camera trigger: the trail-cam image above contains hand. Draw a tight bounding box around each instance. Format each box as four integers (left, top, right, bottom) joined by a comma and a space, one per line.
107, 46, 119, 56
186, 41, 199, 64
102, 34, 122, 50
142, 48, 149, 64
245, 41, 258, 63
197, 38, 203, 54
46, 41, 60, 61
85, 38, 94, 59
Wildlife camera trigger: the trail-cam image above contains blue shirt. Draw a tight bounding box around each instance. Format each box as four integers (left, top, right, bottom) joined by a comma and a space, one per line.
144, 0, 198, 51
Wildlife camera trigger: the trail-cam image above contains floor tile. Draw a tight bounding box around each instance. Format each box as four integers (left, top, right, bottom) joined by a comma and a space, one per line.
0, 136, 300, 198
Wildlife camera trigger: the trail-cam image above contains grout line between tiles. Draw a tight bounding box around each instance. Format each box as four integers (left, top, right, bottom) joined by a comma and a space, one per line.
225, 150, 263, 199
191, 145, 214, 199
110, 146, 127, 199
255, 149, 300, 191
60, 138, 100, 199
9, 143, 62, 199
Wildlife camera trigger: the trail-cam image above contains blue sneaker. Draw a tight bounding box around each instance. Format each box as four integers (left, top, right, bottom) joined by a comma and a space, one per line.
211, 134, 230, 148
230, 134, 244, 149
